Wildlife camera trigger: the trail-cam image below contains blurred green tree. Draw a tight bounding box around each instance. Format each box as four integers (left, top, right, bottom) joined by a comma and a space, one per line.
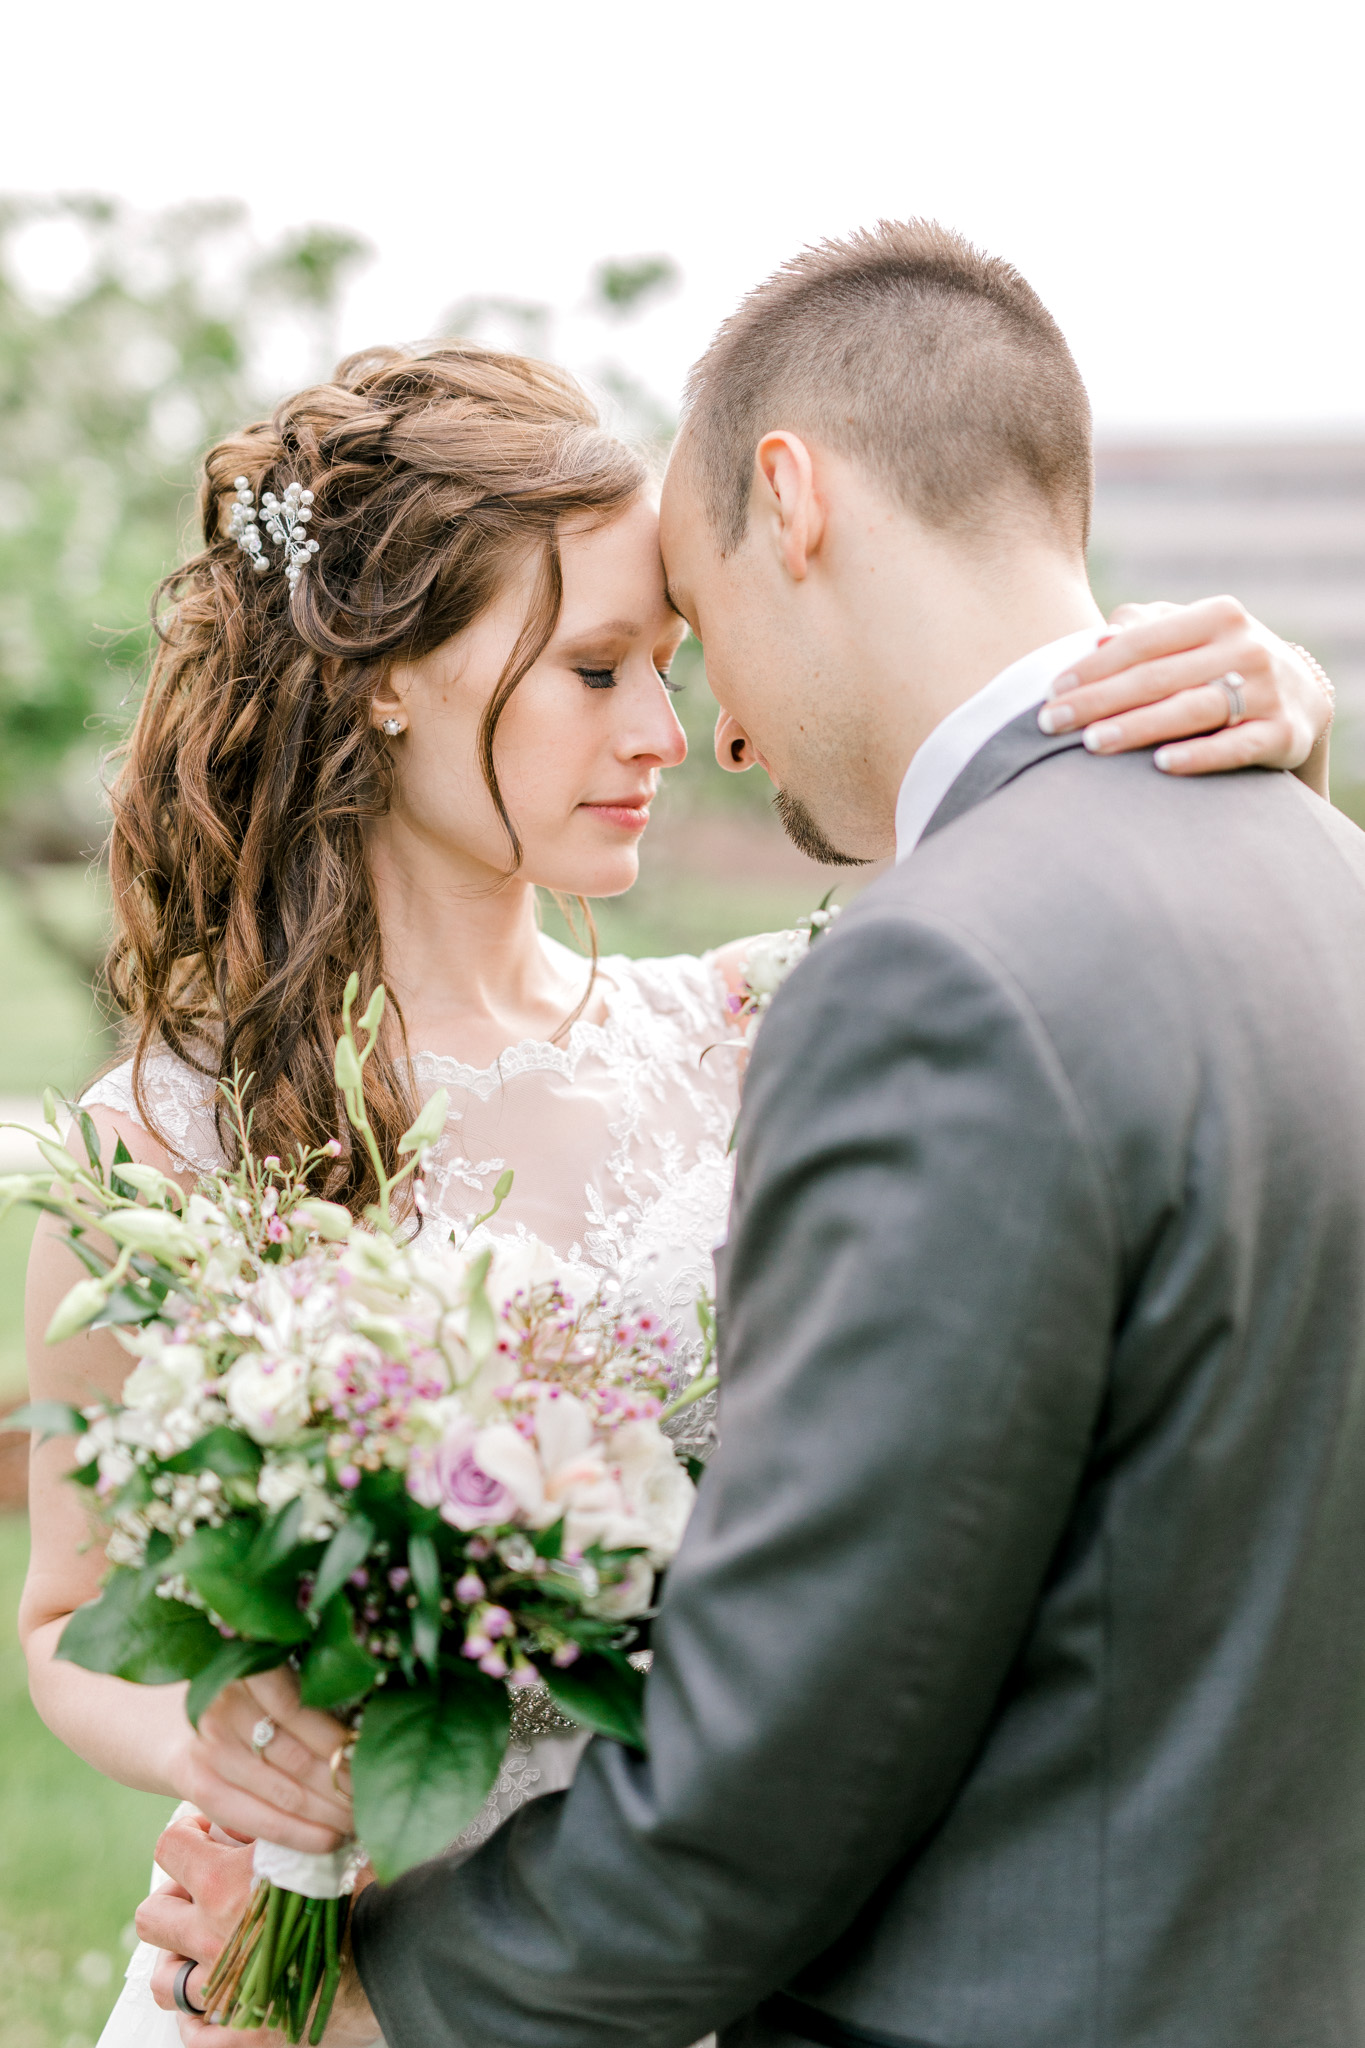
0, 195, 370, 909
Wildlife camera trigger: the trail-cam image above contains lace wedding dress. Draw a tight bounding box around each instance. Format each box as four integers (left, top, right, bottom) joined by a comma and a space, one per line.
91, 938, 739, 2047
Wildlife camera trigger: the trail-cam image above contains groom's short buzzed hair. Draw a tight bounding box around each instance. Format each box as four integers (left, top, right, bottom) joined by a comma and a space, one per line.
679, 218, 1093, 555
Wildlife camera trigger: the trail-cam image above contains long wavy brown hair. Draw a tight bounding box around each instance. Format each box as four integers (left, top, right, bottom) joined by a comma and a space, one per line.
104, 343, 646, 1212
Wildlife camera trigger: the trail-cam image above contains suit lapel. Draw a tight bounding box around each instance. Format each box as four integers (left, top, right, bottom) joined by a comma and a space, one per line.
918, 708, 1088, 846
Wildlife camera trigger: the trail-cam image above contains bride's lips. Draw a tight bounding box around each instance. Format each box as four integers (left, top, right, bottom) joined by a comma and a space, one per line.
579, 797, 652, 833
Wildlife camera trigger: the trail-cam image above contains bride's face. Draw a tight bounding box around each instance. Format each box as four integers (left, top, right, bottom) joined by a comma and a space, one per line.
373, 495, 687, 897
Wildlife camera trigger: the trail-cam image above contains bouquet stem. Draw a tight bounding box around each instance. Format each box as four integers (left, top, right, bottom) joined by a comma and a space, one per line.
201, 1878, 353, 2040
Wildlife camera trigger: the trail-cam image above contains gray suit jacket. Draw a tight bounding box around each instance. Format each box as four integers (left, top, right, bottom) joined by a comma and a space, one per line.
353, 718, 1365, 2047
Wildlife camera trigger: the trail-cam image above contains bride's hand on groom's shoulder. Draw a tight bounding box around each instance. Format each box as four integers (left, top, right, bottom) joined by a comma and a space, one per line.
1040, 596, 1333, 797
168, 1663, 356, 1854
143, 1814, 379, 2046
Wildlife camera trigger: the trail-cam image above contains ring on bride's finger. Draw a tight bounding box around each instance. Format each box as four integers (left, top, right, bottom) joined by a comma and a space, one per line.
173, 1956, 207, 2016
330, 1738, 357, 1793
1214, 671, 1249, 726
250, 1715, 277, 1757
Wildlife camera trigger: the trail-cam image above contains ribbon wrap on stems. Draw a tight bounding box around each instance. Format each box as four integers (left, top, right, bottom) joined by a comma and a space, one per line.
254, 1837, 368, 1899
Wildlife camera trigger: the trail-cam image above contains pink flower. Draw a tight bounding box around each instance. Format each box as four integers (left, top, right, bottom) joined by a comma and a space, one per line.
266, 1215, 288, 1244
338, 1464, 361, 1489
478, 1650, 508, 1679
408, 1421, 517, 1531
454, 1573, 485, 1604
482, 1606, 513, 1640
552, 1642, 580, 1668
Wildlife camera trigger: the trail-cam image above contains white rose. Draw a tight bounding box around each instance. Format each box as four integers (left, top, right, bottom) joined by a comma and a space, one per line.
612, 1420, 697, 1567
742, 930, 806, 1000
484, 1236, 598, 1318
224, 1351, 312, 1445
121, 1341, 207, 1417
257, 1455, 342, 1541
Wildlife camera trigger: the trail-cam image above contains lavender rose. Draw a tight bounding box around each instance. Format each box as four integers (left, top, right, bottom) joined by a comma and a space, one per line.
409, 1420, 518, 1531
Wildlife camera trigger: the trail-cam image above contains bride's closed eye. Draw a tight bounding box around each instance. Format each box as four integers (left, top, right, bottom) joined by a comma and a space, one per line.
576, 665, 684, 695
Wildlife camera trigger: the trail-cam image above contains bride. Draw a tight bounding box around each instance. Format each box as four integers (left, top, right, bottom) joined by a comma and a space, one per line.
14, 341, 1333, 2043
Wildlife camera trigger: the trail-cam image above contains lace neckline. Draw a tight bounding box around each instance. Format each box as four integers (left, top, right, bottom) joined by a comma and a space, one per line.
408, 958, 638, 1101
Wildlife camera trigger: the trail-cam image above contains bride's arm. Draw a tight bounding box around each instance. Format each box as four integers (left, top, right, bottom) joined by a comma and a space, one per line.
18, 1104, 355, 1852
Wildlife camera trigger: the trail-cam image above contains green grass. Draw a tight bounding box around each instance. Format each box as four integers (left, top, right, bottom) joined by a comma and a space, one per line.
0, 876, 111, 1099
0, 1209, 36, 1405
0, 1515, 177, 2048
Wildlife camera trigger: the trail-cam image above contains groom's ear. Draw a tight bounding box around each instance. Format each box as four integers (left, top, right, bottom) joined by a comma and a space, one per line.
754, 432, 824, 583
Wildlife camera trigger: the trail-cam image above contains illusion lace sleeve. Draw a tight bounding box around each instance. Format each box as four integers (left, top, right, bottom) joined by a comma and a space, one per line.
80, 1051, 226, 1177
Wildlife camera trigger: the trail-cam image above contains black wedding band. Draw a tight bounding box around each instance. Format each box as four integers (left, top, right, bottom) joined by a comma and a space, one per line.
173, 1956, 207, 2017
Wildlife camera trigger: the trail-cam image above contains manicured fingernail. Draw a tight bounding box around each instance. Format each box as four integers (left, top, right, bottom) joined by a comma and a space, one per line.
1037, 703, 1075, 734
1083, 722, 1122, 753
1097, 633, 1116, 646
1153, 746, 1177, 772
1045, 671, 1080, 700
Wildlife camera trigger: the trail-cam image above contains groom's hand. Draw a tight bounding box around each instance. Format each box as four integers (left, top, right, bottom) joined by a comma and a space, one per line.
141, 1814, 380, 2045
1039, 596, 1332, 794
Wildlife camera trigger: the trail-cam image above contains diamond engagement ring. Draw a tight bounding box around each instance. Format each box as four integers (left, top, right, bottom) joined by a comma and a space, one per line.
251, 1716, 277, 1756
1214, 671, 1249, 726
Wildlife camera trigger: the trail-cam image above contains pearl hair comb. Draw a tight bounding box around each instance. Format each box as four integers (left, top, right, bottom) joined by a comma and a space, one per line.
229, 477, 320, 591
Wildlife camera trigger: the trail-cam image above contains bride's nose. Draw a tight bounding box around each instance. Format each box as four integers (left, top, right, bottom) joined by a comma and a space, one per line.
618, 680, 687, 768
714, 709, 756, 773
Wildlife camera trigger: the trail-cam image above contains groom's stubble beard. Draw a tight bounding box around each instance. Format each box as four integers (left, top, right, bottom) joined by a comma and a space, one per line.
771, 786, 870, 868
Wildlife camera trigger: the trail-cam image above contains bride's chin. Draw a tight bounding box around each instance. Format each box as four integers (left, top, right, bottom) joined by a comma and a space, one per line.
530, 850, 642, 902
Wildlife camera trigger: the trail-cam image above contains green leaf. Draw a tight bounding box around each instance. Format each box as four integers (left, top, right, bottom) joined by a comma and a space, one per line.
174, 1521, 309, 1644
186, 1638, 287, 1727
76, 1109, 102, 1172
352, 1677, 510, 1882
543, 1651, 647, 1751
309, 1514, 374, 1618
2, 1400, 87, 1441
91, 1286, 163, 1329
250, 1497, 307, 1575
57, 1566, 222, 1684
111, 1137, 137, 1204
298, 1597, 381, 1712
407, 1532, 441, 1613
464, 1250, 496, 1365
162, 1426, 264, 1480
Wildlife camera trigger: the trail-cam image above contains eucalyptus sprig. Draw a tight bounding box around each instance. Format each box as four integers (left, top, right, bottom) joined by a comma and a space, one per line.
333, 974, 449, 1233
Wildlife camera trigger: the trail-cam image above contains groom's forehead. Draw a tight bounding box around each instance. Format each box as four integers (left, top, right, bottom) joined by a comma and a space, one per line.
658, 463, 721, 603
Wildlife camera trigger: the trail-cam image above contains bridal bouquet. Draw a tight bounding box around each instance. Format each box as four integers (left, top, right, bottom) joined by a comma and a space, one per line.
5, 980, 702, 2041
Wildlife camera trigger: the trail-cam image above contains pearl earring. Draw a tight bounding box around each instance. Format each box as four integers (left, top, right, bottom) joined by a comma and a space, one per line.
380, 716, 405, 737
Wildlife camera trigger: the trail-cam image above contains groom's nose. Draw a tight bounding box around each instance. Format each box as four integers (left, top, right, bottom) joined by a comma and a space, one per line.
714, 709, 756, 773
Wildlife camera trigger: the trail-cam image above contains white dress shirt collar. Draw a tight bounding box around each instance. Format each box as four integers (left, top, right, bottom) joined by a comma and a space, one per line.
893, 625, 1110, 862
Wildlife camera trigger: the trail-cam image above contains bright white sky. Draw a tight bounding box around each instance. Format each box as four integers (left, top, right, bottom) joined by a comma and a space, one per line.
5, 0, 1362, 434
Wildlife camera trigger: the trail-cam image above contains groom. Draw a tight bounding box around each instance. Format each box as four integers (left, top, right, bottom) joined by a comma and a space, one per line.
168, 222, 1365, 2045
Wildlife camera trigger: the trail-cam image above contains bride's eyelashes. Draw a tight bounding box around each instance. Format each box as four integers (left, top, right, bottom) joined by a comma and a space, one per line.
575, 665, 684, 695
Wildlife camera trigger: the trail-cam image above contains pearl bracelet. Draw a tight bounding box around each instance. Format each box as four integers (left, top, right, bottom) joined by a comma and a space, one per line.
1289, 641, 1337, 720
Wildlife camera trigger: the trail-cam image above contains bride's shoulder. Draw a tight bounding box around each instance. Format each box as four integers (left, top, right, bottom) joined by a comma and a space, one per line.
79, 1040, 224, 1177
600, 948, 734, 1037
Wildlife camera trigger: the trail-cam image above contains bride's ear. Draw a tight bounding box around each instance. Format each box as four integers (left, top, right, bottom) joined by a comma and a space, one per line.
368, 665, 410, 735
